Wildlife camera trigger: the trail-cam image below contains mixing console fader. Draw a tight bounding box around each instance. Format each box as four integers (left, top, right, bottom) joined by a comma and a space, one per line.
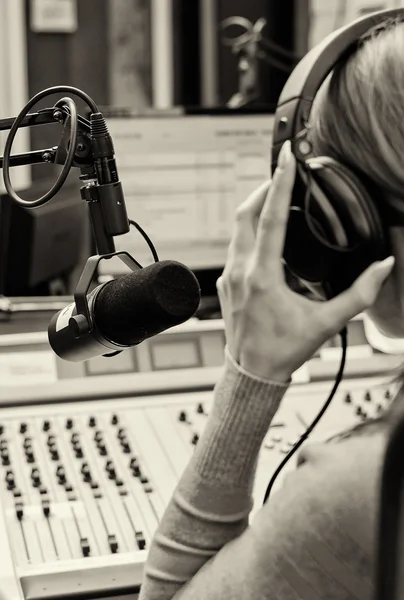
0, 376, 397, 599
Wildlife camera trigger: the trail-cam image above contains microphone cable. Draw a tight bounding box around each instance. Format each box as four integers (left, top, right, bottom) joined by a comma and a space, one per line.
263, 326, 348, 504
129, 219, 159, 264
2, 86, 160, 268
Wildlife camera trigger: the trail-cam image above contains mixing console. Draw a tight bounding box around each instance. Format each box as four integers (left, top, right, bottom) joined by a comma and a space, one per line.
0, 374, 397, 600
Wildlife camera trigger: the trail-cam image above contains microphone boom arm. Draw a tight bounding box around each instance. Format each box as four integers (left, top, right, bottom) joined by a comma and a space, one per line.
0, 86, 143, 339
0, 107, 92, 169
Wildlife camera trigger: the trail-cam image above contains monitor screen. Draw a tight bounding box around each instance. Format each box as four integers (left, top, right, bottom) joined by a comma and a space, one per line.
98, 112, 275, 276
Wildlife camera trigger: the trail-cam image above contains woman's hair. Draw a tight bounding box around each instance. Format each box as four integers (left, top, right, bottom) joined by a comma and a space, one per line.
309, 17, 404, 430
309, 16, 404, 199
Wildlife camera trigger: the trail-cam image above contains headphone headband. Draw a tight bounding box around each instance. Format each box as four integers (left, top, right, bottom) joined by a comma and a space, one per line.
271, 8, 404, 298
272, 8, 404, 168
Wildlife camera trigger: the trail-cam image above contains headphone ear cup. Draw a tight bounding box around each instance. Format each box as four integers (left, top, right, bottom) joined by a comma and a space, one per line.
305, 157, 386, 247
284, 156, 389, 297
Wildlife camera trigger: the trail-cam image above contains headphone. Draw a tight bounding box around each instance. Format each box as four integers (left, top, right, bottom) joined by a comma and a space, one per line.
271, 8, 404, 299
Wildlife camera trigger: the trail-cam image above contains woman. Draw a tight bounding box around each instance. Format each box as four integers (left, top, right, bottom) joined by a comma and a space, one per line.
139, 17, 403, 600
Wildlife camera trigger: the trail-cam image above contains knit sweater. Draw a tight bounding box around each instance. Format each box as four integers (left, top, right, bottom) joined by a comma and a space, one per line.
138, 348, 388, 600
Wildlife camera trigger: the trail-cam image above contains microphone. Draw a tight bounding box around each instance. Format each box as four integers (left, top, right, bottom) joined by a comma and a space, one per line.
48, 260, 201, 362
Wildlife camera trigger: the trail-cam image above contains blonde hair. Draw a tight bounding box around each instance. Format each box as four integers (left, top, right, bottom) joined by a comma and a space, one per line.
309, 16, 404, 199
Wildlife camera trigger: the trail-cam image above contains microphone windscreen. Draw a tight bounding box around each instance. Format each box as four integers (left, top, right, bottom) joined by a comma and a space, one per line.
94, 260, 201, 345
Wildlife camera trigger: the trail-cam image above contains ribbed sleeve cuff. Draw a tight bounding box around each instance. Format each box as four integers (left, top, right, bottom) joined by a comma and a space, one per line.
191, 346, 290, 490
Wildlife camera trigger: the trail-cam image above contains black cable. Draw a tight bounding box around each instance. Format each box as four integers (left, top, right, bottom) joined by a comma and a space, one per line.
129, 219, 159, 263
263, 326, 348, 504
2, 86, 99, 208
3, 97, 77, 208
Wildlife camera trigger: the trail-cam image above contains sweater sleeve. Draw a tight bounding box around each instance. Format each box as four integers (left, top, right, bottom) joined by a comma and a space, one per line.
139, 350, 386, 600
138, 348, 289, 600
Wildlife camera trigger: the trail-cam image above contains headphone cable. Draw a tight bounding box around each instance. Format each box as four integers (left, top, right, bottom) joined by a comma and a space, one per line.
262, 326, 348, 504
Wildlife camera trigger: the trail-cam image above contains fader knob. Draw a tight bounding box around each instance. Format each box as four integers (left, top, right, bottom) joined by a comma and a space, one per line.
97, 443, 107, 456
121, 442, 131, 453
15, 502, 23, 520
42, 500, 50, 517
108, 534, 118, 553
5, 470, 14, 490
1, 449, 10, 465
136, 532, 146, 550
31, 468, 41, 486
88, 416, 96, 428
179, 410, 187, 422
196, 403, 205, 414
0, 424, 4, 435
81, 463, 92, 482
19, 423, 28, 434
132, 464, 141, 477
191, 433, 199, 445
25, 450, 35, 463
80, 538, 91, 557
56, 466, 66, 483
66, 418, 74, 429
94, 431, 103, 442
385, 389, 392, 400
111, 414, 119, 425
71, 432, 80, 444
42, 420, 51, 432
364, 391, 372, 402
105, 460, 116, 478
50, 446, 59, 460
344, 393, 352, 404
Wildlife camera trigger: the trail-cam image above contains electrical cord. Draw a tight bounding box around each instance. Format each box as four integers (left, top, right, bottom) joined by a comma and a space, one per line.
263, 326, 348, 504
129, 219, 159, 263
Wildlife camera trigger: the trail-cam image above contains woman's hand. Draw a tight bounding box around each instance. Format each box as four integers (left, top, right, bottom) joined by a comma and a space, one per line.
216, 141, 395, 383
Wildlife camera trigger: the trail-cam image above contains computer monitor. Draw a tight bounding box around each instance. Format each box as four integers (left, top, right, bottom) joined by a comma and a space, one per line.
97, 108, 275, 297
0, 174, 91, 296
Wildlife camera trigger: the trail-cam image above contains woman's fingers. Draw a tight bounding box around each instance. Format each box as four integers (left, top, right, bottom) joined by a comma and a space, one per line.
222, 180, 271, 279
317, 256, 395, 335
254, 141, 296, 280
230, 180, 271, 255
